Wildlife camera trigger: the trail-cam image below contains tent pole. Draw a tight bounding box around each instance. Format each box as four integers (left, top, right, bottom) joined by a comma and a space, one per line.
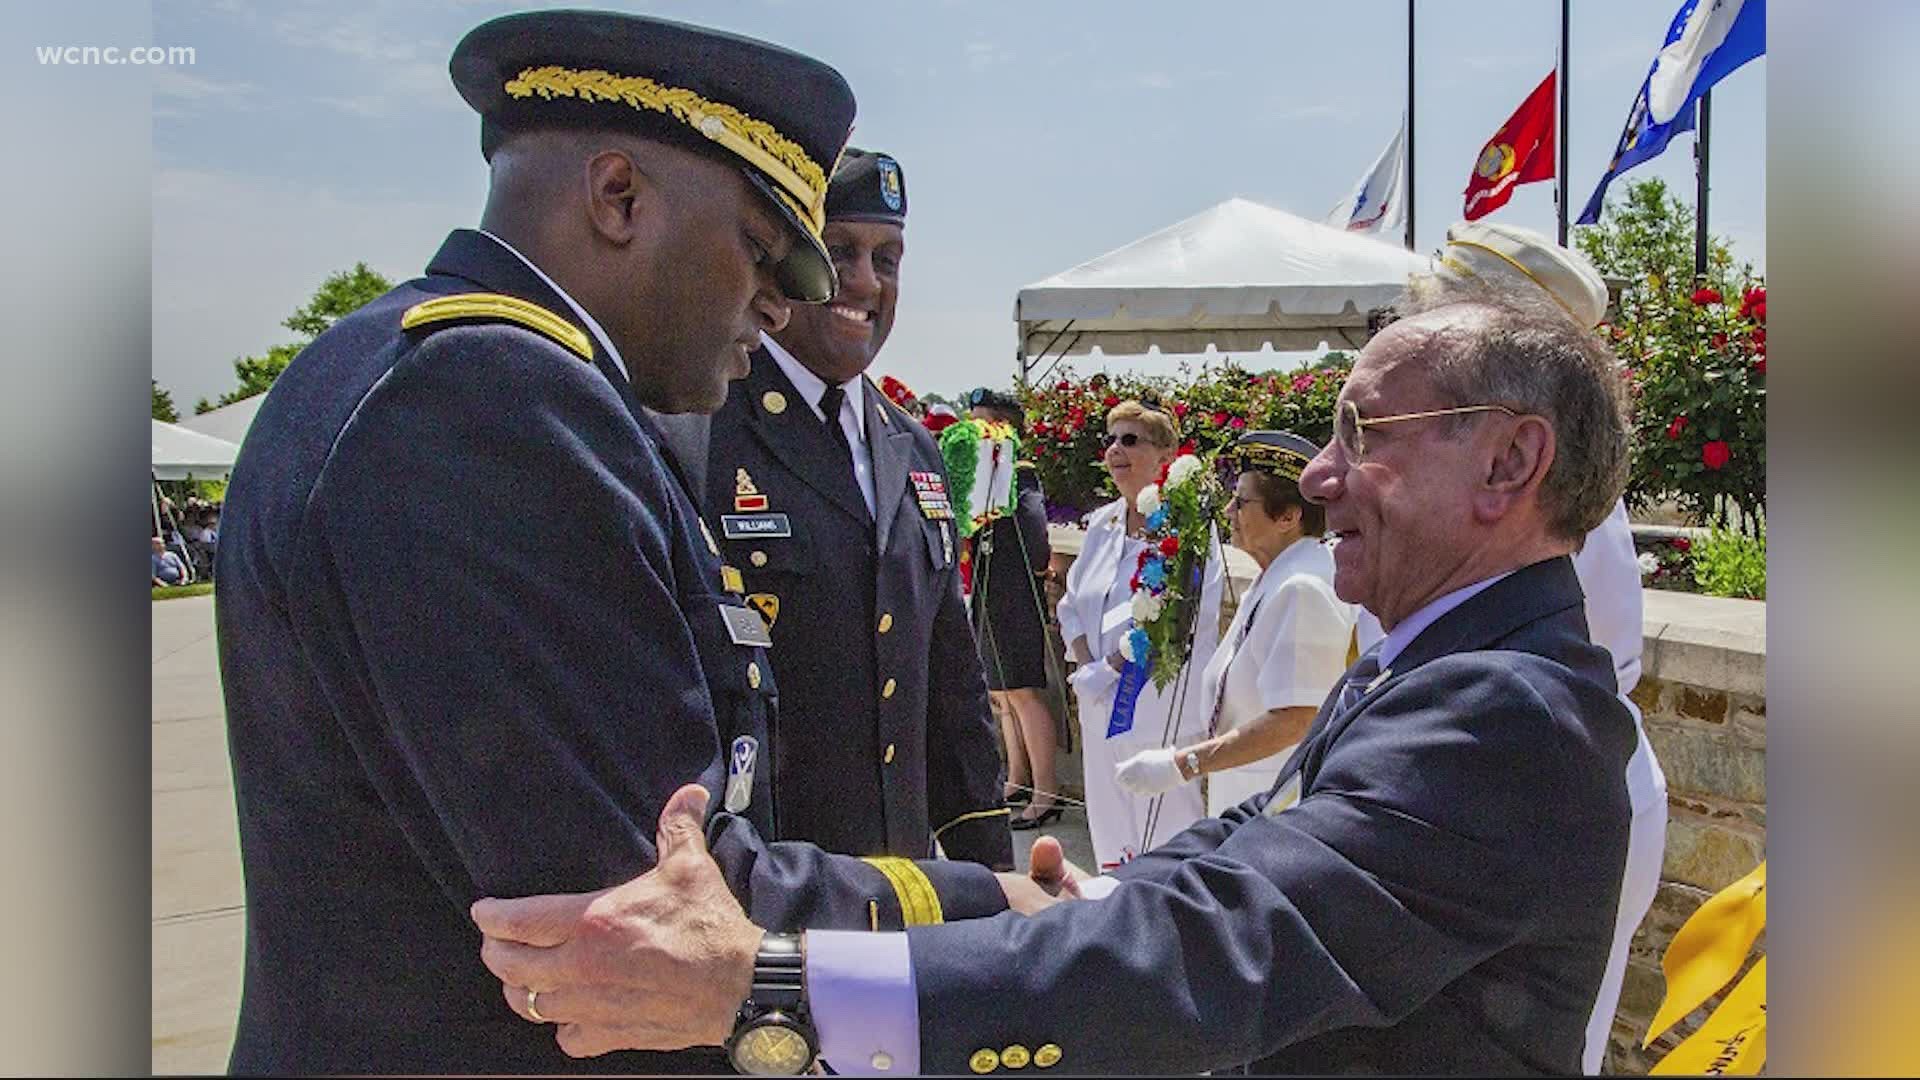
151, 473, 162, 537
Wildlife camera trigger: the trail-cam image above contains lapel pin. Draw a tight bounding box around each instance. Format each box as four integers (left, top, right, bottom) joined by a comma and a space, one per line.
761, 390, 787, 415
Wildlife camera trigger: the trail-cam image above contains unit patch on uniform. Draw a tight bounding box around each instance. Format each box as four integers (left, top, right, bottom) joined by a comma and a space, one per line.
721, 512, 792, 539
745, 593, 780, 630
734, 467, 769, 513
725, 735, 758, 813
909, 470, 953, 520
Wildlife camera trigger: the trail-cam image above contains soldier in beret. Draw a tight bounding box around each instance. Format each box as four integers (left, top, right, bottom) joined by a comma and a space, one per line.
215, 12, 1017, 1074
657, 148, 1013, 870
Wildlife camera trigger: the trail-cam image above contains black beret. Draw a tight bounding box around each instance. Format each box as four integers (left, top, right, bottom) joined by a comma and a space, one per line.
450, 10, 855, 302
827, 147, 907, 226
1228, 430, 1322, 481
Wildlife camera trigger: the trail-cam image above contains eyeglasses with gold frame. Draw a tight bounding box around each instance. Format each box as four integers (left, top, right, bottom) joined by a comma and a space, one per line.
1334, 400, 1518, 461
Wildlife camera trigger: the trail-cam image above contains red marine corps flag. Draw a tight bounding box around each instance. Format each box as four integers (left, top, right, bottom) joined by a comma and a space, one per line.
1463, 71, 1557, 221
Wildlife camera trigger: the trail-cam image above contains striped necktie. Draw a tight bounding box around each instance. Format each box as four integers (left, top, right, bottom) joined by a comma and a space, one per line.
1337, 646, 1384, 715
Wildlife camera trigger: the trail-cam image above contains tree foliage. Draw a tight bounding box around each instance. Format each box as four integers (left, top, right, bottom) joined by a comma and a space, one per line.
281, 262, 393, 339
209, 262, 394, 409
152, 379, 180, 423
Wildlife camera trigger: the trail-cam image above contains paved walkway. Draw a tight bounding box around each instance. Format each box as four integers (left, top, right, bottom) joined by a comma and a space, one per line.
150, 595, 1095, 1073
151, 594, 242, 1075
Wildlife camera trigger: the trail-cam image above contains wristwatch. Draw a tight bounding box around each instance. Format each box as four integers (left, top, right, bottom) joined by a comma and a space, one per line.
1182, 749, 1203, 781
726, 932, 818, 1076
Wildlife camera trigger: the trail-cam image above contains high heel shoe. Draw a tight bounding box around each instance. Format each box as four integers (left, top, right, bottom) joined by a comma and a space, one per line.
1008, 802, 1063, 830
1004, 790, 1031, 809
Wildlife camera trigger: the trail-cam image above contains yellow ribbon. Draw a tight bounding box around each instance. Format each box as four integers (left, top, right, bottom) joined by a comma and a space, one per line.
1645, 861, 1767, 1045
1651, 956, 1766, 1075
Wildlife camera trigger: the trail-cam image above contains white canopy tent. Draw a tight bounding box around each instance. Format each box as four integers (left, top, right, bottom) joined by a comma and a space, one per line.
178, 392, 264, 447
152, 419, 240, 481
1014, 198, 1435, 378
151, 420, 240, 552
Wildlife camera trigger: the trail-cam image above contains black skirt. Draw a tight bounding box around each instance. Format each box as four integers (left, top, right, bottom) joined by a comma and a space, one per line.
969, 516, 1050, 691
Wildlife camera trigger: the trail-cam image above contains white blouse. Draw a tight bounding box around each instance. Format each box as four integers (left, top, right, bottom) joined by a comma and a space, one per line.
1198, 536, 1355, 814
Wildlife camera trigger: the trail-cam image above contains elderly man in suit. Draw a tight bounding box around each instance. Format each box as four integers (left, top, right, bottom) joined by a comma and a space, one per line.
472, 280, 1640, 1074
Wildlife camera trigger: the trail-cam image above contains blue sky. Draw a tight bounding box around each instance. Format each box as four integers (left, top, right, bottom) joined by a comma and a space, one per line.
151, 0, 1766, 409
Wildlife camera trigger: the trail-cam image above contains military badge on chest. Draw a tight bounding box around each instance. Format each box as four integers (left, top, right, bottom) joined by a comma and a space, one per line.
909, 470, 953, 520
725, 467, 793, 540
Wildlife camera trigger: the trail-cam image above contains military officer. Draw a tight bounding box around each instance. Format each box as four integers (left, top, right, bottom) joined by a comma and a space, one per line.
214, 13, 1006, 1075
698, 149, 1013, 869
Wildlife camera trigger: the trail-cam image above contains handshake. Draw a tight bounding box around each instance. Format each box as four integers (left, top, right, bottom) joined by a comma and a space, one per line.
470, 784, 1092, 1058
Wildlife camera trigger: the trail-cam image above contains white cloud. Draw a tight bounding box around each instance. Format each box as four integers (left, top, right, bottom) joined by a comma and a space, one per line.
1274, 103, 1351, 124
1137, 72, 1175, 90
964, 39, 1014, 71
152, 68, 256, 104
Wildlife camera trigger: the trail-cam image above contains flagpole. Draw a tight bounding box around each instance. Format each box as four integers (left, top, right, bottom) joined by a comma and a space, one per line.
1405, 0, 1416, 251
1557, 0, 1570, 245
1694, 89, 1711, 279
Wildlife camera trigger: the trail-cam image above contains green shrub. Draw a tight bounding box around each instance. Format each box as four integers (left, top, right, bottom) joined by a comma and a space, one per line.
1691, 524, 1766, 599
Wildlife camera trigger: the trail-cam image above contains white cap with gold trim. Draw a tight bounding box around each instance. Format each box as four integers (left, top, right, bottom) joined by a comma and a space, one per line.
1437, 220, 1609, 329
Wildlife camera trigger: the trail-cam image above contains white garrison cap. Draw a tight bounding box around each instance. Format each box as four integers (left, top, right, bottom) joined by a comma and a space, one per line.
1437, 220, 1610, 329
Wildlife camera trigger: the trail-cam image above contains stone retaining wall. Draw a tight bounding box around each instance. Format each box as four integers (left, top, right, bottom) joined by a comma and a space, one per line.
1035, 526, 1766, 1074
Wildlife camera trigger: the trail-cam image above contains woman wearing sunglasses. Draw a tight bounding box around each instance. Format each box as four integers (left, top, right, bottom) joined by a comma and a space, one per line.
1055, 400, 1225, 868
1114, 430, 1356, 815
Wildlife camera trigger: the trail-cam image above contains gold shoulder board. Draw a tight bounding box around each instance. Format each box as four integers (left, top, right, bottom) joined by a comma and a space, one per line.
400, 293, 594, 361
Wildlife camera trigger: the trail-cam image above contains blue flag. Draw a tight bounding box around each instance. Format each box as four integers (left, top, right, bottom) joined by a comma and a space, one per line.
1576, 0, 1766, 225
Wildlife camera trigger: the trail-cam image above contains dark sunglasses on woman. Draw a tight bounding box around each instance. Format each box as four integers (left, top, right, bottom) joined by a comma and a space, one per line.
1100, 432, 1145, 450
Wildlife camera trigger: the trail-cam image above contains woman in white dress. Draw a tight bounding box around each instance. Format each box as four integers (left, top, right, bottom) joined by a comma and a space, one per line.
1115, 430, 1355, 816
1055, 400, 1223, 868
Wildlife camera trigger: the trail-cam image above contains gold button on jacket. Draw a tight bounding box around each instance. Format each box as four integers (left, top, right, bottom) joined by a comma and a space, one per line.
1000, 1044, 1030, 1069
969, 1048, 1000, 1074
1033, 1044, 1062, 1068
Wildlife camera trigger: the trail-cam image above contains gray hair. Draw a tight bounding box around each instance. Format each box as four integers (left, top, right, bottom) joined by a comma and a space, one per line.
1391, 275, 1630, 542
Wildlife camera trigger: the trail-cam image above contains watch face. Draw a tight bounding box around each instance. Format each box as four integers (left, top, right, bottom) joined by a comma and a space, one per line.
731, 1019, 815, 1076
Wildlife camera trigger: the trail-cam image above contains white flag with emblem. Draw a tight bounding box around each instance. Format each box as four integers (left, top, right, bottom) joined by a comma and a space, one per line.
1326, 117, 1408, 236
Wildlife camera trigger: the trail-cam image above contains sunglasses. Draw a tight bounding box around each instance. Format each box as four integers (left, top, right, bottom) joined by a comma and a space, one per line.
1100, 432, 1147, 450
1334, 399, 1518, 461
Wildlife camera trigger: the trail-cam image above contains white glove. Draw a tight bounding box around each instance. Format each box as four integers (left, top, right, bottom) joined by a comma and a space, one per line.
1115, 747, 1185, 797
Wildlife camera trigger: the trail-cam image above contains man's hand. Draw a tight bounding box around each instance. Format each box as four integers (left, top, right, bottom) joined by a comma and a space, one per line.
995, 835, 1091, 914
1115, 747, 1185, 796
471, 784, 763, 1058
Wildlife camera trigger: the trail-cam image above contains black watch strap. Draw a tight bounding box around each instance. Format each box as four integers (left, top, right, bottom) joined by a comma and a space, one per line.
747, 931, 806, 1012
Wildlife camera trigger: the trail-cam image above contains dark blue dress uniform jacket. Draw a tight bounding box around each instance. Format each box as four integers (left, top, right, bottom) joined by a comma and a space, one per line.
703, 352, 1012, 868
903, 557, 1637, 1075
214, 229, 1006, 1075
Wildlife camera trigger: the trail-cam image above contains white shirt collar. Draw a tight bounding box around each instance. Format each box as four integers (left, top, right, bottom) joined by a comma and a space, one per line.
1377, 570, 1514, 670
1267, 535, 1325, 579
764, 335, 866, 445
476, 230, 628, 382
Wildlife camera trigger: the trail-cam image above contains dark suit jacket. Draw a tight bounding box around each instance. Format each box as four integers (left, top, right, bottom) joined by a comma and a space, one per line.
702, 351, 1011, 868
904, 557, 1636, 1075
215, 230, 1005, 1075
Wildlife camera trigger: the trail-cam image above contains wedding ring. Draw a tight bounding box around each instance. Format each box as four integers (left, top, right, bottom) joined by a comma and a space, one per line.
526, 987, 547, 1023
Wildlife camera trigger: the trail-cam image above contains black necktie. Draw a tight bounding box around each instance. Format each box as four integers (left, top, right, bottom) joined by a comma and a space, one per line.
818, 384, 854, 470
